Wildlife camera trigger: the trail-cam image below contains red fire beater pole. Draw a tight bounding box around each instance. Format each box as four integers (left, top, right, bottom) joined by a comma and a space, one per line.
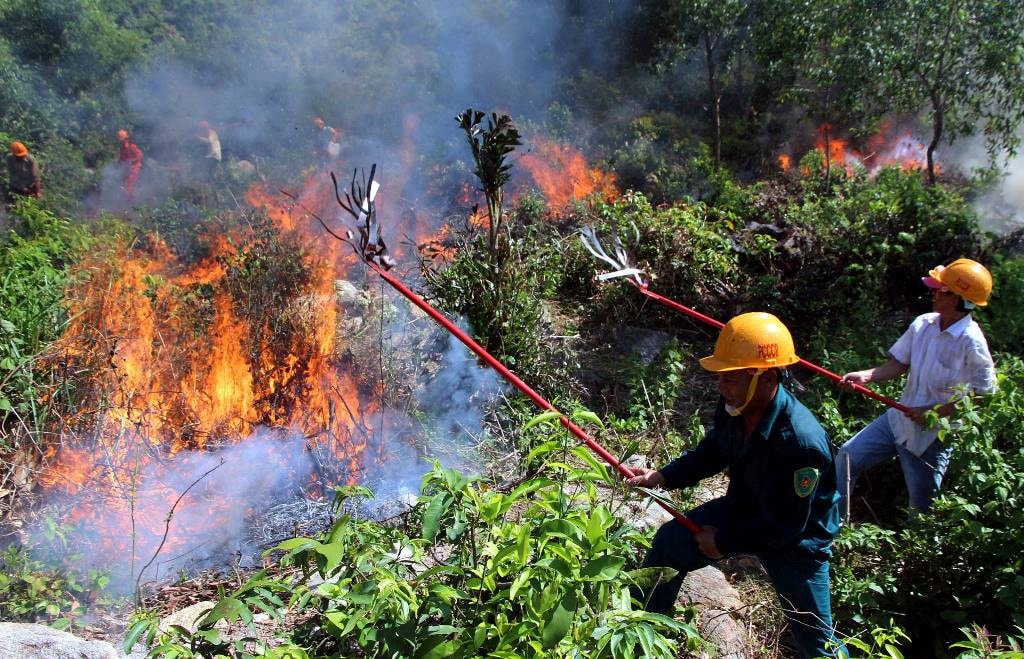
628, 280, 912, 414
370, 264, 702, 535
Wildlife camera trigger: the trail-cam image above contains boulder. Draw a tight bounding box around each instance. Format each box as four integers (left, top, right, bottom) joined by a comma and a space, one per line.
682, 565, 747, 615
0, 622, 124, 659
158, 600, 216, 634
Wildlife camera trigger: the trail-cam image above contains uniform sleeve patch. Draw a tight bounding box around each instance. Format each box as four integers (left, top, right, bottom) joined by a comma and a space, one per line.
793, 467, 820, 498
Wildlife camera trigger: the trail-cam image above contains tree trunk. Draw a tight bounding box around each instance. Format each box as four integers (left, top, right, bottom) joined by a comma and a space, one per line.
823, 126, 832, 185
487, 190, 502, 264
927, 92, 943, 185
704, 34, 722, 171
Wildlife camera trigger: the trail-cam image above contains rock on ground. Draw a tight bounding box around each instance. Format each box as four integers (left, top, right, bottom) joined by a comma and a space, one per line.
0, 622, 144, 659
682, 567, 751, 658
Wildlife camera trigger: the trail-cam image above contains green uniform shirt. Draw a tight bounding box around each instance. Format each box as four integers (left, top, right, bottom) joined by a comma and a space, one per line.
659, 385, 840, 556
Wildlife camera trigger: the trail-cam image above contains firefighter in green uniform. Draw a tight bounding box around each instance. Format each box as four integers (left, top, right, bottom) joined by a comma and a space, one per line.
628, 312, 844, 658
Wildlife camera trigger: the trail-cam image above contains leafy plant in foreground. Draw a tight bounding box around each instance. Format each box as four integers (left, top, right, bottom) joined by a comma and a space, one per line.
132, 437, 703, 658
0, 537, 111, 630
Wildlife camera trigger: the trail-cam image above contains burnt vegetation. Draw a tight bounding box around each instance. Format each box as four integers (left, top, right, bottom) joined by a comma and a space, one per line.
0, 1, 1024, 658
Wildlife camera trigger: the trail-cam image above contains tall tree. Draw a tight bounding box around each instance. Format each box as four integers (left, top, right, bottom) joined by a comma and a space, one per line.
636, 0, 749, 170
873, 0, 1024, 183
691, 0, 749, 170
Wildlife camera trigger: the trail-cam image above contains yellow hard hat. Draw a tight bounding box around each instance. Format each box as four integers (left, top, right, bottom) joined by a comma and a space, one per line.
9, 141, 28, 157
923, 258, 992, 307
700, 312, 800, 372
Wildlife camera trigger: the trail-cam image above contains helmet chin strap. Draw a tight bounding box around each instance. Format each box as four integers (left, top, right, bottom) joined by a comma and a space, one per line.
725, 370, 763, 417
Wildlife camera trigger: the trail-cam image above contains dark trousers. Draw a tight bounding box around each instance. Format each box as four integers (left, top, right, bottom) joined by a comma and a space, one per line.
637, 498, 845, 659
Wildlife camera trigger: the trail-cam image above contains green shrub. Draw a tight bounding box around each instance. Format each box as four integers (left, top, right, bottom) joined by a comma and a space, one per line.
980, 255, 1024, 356
0, 199, 91, 428
588, 191, 740, 325
0, 522, 111, 630
129, 442, 704, 658
424, 224, 576, 391
739, 166, 982, 337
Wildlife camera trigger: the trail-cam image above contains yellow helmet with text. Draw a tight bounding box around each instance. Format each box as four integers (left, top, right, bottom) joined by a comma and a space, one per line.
700, 312, 800, 372
924, 258, 992, 307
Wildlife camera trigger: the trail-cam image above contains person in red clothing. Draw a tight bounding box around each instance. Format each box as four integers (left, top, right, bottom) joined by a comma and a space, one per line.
117, 129, 143, 201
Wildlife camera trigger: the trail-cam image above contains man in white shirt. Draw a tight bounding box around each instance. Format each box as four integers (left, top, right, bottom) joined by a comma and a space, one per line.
196, 120, 222, 178
836, 258, 996, 516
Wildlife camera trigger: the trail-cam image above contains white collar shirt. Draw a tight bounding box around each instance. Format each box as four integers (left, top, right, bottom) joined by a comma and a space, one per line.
885, 312, 996, 456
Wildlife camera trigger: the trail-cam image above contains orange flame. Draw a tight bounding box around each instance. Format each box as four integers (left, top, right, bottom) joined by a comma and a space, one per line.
44, 165, 388, 564
519, 138, 619, 208
810, 122, 935, 175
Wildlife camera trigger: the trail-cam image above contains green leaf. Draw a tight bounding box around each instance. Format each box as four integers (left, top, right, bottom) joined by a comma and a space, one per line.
581, 555, 625, 581
193, 628, 222, 644
267, 537, 317, 559
637, 623, 657, 657
548, 557, 573, 578
200, 596, 252, 626
586, 509, 610, 547
627, 567, 679, 589
422, 493, 451, 542
415, 635, 457, 659
538, 518, 585, 546
123, 619, 152, 653
427, 583, 464, 603
542, 590, 577, 649
509, 570, 531, 600
313, 541, 345, 574
618, 440, 641, 466
884, 643, 904, 659
526, 440, 561, 465
524, 410, 565, 430
507, 479, 549, 501
516, 525, 532, 566
570, 409, 605, 429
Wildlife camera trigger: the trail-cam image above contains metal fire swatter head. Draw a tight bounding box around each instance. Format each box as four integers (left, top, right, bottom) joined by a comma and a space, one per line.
331, 164, 395, 270
578, 224, 646, 285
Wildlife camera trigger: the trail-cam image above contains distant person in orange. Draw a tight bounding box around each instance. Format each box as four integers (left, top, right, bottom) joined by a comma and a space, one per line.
117, 129, 143, 201
5, 141, 41, 204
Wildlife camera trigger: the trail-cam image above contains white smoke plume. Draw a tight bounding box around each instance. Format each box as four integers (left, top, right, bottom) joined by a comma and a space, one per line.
939, 131, 1024, 235
360, 300, 505, 512
32, 430, 315, 593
